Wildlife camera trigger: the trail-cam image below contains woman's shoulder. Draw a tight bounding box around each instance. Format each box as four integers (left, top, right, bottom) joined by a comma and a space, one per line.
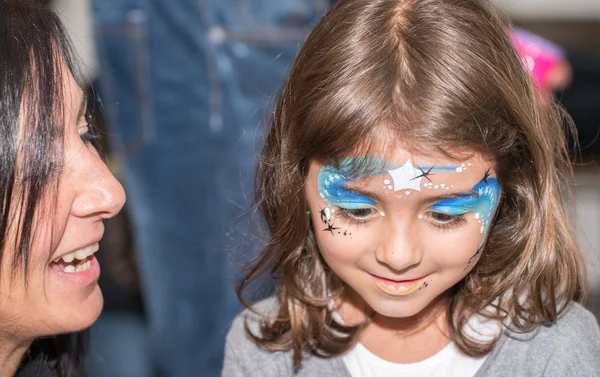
15, 358, 58, 377
479, 302, 600, 376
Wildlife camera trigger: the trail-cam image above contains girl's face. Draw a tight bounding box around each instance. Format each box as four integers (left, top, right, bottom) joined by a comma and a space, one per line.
0, 67, 126, 339
305, 147, 500, 318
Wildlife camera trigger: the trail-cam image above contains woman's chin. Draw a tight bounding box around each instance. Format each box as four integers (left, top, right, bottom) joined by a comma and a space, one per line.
45, 286, 104, 336
70, 286, 104, 331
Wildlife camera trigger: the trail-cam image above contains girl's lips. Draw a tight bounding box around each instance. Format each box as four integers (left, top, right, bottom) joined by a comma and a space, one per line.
370, 273, 428, 296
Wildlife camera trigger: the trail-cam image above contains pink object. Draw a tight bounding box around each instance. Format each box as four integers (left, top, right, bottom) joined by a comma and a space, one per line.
510, 27, 566, 90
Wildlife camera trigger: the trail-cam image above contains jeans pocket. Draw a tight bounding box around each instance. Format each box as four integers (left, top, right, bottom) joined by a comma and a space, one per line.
94, 8, 154, 156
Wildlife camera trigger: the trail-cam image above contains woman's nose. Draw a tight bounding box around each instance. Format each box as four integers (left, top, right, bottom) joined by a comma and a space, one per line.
70, 152, 126, 219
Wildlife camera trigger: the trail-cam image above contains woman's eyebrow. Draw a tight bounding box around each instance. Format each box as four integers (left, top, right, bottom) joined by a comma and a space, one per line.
420, 190, 479, 205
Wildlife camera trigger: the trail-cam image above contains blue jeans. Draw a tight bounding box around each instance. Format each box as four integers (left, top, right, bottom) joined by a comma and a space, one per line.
91, 1, 329, 376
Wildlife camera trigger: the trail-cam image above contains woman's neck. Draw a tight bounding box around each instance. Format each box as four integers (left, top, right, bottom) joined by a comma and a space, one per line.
0, 332, 32, 376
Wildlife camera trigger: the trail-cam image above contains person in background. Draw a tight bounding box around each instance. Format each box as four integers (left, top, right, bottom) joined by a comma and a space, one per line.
90, 1, 333, 376
511, 27, 573, 103
0, 1, 125, 376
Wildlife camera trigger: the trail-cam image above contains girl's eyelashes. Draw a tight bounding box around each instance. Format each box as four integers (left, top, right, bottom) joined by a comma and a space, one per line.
425, 211, 468, 229
337, 207, 378, 223
335, 206, 470, 229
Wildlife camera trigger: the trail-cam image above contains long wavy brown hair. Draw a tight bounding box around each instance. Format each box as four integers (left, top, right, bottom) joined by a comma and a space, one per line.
237, 0, 587, 368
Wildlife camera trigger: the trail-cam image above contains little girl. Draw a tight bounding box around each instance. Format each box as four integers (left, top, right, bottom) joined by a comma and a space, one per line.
223, 0, 600, 376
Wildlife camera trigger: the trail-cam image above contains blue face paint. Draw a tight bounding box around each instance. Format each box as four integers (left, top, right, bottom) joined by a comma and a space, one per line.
318, 158, 459, 203
415, 166, 458, 172
317, 158, 492, 213
428, 193, 480, 215
318, 158, 463, 208
430, 177, 500, 240
318, 165, 376, 209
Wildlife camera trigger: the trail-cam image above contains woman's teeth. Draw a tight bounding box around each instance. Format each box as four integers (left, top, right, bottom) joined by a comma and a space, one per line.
51, 243, 99, 273
64, 260, 92, 273
53, 243, 99, 264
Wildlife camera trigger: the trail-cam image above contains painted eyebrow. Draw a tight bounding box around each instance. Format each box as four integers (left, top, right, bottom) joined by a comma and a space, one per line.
343, 187, 384, 204
341, 188, 479, 205
420, 190, 479, 206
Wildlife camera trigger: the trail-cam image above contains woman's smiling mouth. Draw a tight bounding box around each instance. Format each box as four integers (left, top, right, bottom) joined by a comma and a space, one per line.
49, 242, 101, 285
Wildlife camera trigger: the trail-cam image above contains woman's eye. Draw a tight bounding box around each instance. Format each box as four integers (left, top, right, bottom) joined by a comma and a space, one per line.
78, 125, 93, 142
78, 117, 101, 143
78, 125, 90, 136
340, 207, 377, 222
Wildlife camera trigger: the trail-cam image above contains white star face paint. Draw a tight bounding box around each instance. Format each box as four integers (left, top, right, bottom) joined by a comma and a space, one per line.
386, 160, 423, 192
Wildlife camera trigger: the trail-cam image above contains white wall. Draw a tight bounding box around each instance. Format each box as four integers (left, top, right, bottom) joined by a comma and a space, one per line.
494, 0, 600, 20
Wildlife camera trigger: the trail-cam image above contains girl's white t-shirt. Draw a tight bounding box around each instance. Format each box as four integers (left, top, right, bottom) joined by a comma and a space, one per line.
342, 314, 500, 377
343, 340, 487, 377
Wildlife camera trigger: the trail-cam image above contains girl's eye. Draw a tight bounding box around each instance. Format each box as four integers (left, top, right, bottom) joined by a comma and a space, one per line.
339, 207, 377, 222
426, 211, 467, 229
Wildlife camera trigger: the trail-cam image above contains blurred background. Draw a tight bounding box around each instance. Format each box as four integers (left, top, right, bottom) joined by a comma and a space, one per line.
497, 0, 600, 319
49, 0, 599, 376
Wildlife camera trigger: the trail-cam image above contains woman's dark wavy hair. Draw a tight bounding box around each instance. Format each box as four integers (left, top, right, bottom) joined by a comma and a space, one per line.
0, 1, 104, 376
237, 0, 587, 369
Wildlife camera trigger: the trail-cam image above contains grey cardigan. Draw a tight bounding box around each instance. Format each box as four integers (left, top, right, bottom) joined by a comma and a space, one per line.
223, 297, 600, 376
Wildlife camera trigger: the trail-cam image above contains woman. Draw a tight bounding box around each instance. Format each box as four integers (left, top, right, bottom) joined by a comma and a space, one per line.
0, 1, 126, 376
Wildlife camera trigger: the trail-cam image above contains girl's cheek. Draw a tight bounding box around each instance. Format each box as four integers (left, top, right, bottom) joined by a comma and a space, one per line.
420, 217, 484, 266
313, 215, 375, 263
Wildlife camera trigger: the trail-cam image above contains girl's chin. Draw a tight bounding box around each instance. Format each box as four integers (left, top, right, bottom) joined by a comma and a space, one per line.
370, 301, 429, 319
367, 290, 447, 320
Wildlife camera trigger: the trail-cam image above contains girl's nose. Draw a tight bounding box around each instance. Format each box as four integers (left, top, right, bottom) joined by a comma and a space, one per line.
374, 218, 422, 272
